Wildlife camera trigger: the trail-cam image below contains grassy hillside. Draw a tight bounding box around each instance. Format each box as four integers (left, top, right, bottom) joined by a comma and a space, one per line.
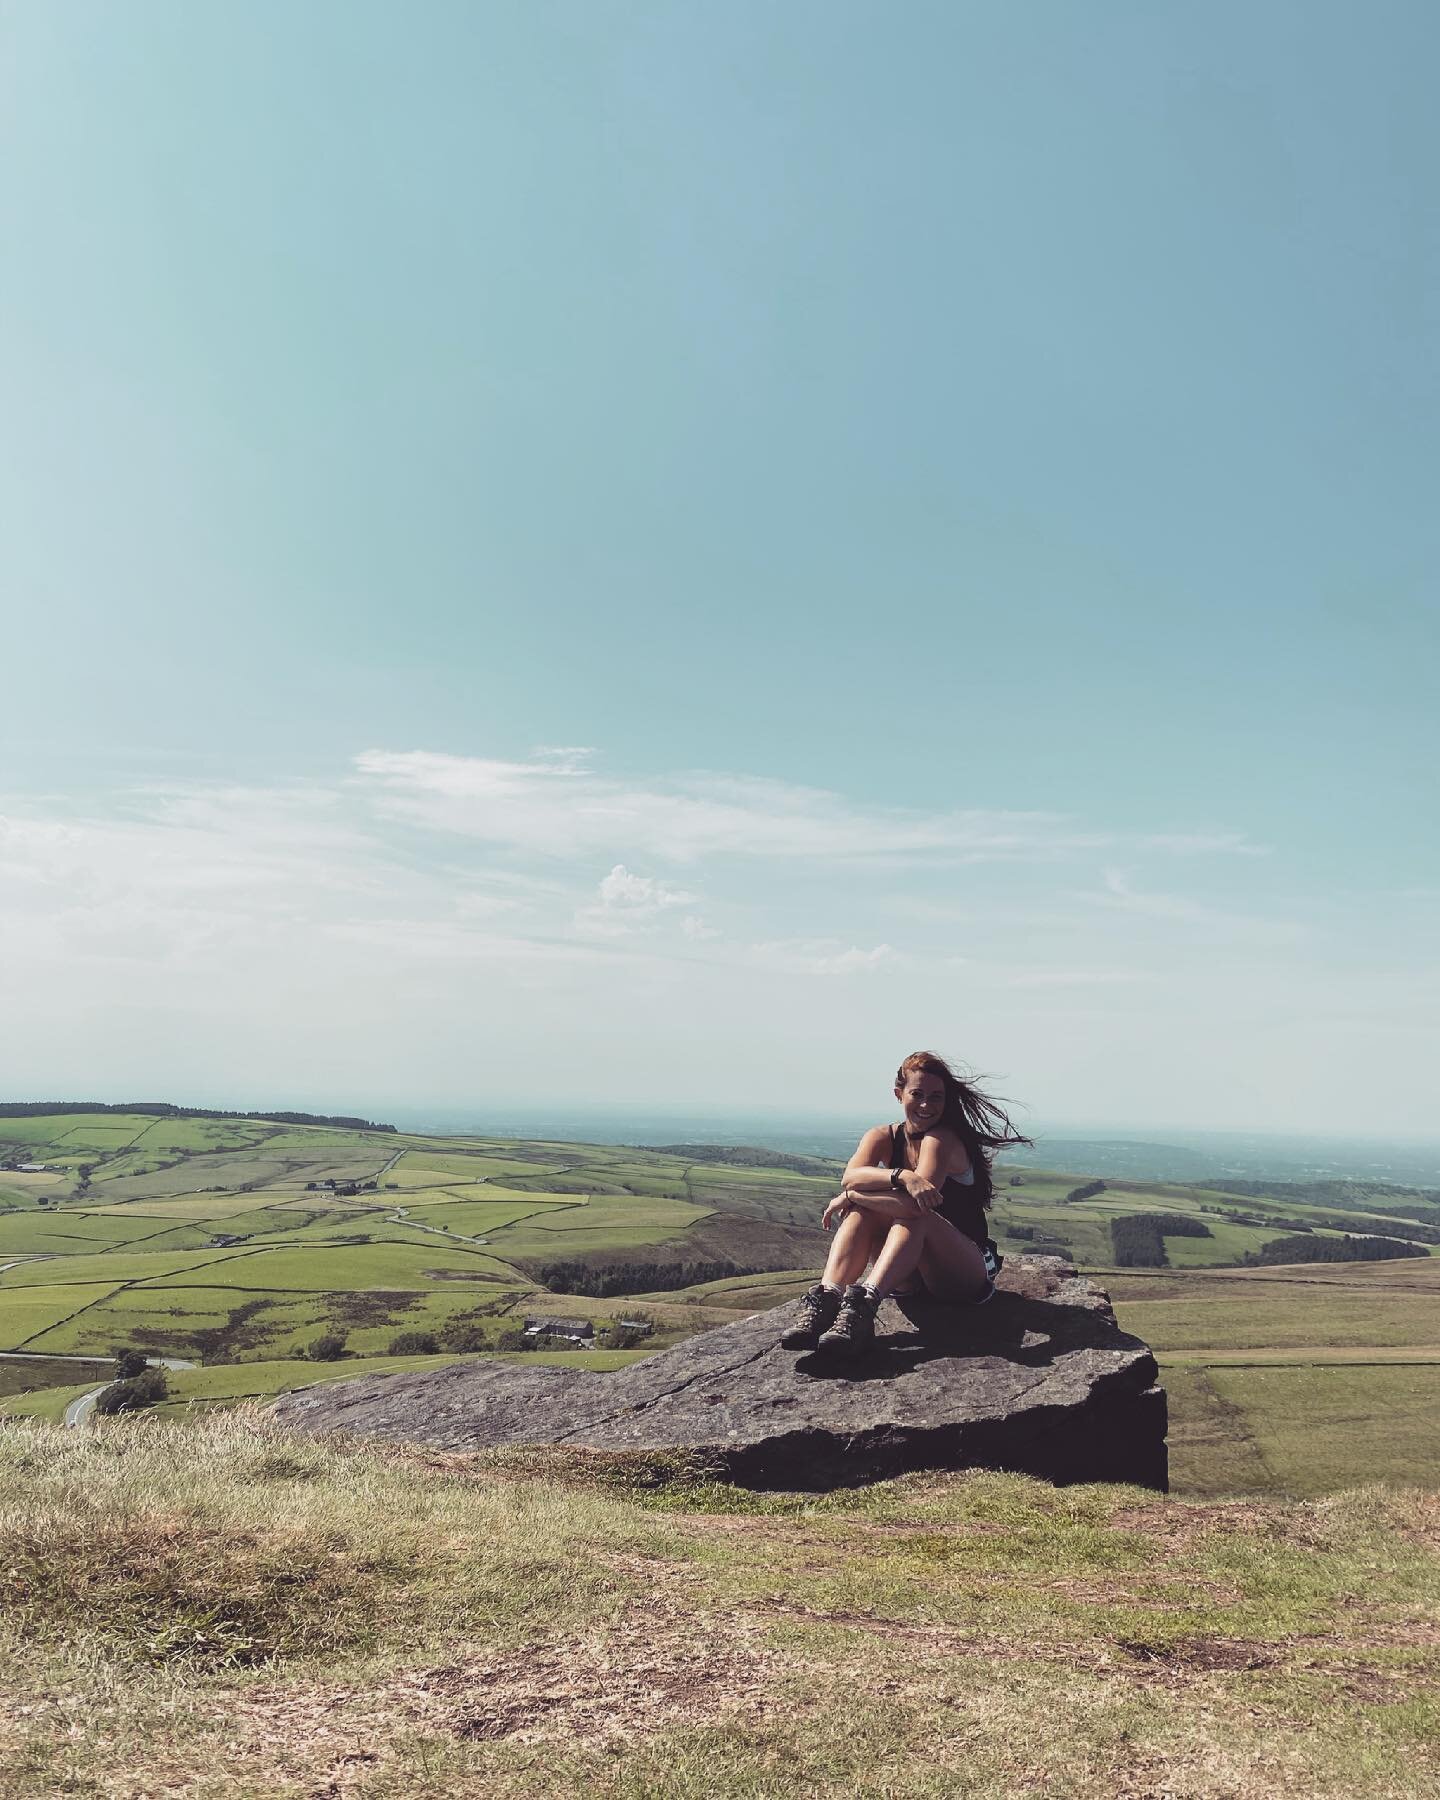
5, 1109, 1438, 1501
0, 1413, 1436, 1798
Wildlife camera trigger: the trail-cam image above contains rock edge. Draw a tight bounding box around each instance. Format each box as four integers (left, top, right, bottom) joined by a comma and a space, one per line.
273, 1256, 1167, 1491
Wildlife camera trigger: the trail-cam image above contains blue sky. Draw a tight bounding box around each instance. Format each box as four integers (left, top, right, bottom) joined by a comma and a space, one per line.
1, 2, 1435, 1134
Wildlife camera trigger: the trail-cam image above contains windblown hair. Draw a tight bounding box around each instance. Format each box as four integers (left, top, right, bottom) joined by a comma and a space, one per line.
895, 1051, 1033, 1212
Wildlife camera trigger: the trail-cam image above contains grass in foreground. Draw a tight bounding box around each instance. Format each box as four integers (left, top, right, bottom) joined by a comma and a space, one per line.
1, 1413, 1437, 1798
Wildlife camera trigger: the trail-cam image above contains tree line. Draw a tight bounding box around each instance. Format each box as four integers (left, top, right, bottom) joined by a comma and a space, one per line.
0, 1101, 395, 1132
524, 1254, 765, 1298
1109, 1212, 1214, 1268
1237, 1233, 1426, 1268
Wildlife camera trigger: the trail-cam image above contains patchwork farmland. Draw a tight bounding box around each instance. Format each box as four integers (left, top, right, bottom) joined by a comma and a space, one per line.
2, 1107, 1437, 1497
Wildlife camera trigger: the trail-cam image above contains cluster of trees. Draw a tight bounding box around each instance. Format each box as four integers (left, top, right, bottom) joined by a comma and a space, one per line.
1065, 1180, 1106, 1204
94, 1350, 169, 1415
1147, 1213, 1214, 1238
529, 1255, 760, 1297
1238, 1233, 1427, 1268
1110, 1216, 1166, 1267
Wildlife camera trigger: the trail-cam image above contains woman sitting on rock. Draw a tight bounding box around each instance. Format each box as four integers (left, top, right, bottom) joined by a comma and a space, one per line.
782, 1051, 1031, 1357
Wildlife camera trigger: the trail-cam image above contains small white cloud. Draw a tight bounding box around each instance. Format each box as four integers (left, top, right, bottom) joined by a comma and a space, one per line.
572, 864, 699, 938
749, 939, 899, 977
681, 915, 720, 941
1140, 832, 1269, 856
596, 864, 696, 912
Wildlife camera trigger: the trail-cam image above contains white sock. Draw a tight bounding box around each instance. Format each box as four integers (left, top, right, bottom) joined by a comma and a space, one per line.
822, 1281, 843, 1293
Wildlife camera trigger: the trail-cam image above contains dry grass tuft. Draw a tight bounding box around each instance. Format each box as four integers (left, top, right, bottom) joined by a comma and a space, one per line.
0, 1512, 396, 1668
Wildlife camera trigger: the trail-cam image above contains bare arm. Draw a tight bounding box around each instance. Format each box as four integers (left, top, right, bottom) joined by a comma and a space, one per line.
841, 1128, 966, 1216
841, 1126, 903, 1195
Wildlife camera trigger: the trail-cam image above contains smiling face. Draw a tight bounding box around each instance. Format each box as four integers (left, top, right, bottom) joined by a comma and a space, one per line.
896, 1068, 947, 1134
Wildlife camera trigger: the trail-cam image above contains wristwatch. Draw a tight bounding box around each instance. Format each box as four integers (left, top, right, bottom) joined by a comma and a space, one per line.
889, 1165, 903, 1192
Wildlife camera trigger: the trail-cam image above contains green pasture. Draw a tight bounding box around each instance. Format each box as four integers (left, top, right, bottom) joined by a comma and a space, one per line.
689, 1161, 834, 1187
228, 1216, 429, 1251
1166, 1361, 1440, 1498
385, 1181, 583, 1210
27, 1287, 328, 1360
1109, 1258, 1440, 1497
0, 1212, 200, 1255
0, 1283, 127, 1348
0, 1381, 105, 1423
1164, 1217, 1288, 1264
391, 1197, 571, 1236
1113, 1280, 1440, 1352
388, 1150, 574, 1183
79, 1190, 282, 1222
130, 1240, 517, 1292
86, 1156, 306, 1203
0, 1170, 68, 1197
587, 1171, 693, 1198
1211, 1363, 1440, 1493
682, 1181, 829, 1227
0, 1246, 257, 1289
990, 1172, 1082, 1203
382, 1162, 484, 1190
0, 1113, 148, 1151
0, 1334, 657, 1424
632, 1267, 822, 1304
490, 1193, 711, 1257
364, 1183, 490, 1208
629, 1268, 820, 1311
18, 1281, 517, 1362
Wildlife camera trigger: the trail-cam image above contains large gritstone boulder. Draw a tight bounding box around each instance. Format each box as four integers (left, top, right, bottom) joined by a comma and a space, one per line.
271, 1257, 1167, 1491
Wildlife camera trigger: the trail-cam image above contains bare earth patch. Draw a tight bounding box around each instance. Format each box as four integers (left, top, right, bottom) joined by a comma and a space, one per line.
218, 1598, 781, 1796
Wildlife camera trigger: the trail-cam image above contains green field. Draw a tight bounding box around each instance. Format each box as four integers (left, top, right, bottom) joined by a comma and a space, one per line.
1103, 1260, 1440, 1499
4, 1108, 1439, 1499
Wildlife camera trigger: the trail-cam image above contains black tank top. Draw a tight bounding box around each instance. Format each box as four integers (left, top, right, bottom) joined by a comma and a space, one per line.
890, 1124, 987, 1251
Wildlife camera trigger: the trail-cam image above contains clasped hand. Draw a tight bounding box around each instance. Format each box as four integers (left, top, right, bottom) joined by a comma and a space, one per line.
821, 1192, 853, 1230
821, 1171, 943, 1230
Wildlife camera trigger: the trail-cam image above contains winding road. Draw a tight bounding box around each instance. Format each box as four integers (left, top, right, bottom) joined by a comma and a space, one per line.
62, 1356, 197, 1430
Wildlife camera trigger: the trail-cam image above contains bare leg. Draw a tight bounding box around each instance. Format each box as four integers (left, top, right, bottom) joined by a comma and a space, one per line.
866, 1213, 989, 1301
823, 1208, 887, 1288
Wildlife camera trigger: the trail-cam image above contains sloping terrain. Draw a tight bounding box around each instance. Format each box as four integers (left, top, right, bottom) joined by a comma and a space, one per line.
0, 1413, 1436, 1798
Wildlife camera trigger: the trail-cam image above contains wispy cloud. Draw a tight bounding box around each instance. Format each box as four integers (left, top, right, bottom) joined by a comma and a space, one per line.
1006, 968, 1156, 988
748, 939, 899, 977
352, 749, 1268, 866
1074, 868, 1306, 943
0, 756, 1283, 1003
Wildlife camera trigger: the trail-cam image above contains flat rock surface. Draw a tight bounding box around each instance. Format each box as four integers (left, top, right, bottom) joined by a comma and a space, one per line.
273, 1257, 1167, 1490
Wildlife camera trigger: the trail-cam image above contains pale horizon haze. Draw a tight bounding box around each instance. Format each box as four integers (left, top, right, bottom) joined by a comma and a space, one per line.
1, 3, 1436, 1137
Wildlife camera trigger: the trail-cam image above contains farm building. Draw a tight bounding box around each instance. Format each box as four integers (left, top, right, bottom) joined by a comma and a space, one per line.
522, 1317, 594, 1343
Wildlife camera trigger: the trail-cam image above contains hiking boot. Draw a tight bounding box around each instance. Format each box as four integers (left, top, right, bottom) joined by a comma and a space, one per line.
780, 1283, 842, 1349
815, 1284, 879, 1357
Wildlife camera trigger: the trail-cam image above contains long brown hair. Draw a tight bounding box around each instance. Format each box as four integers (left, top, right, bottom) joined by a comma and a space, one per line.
895, 1051, 1032, 1212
